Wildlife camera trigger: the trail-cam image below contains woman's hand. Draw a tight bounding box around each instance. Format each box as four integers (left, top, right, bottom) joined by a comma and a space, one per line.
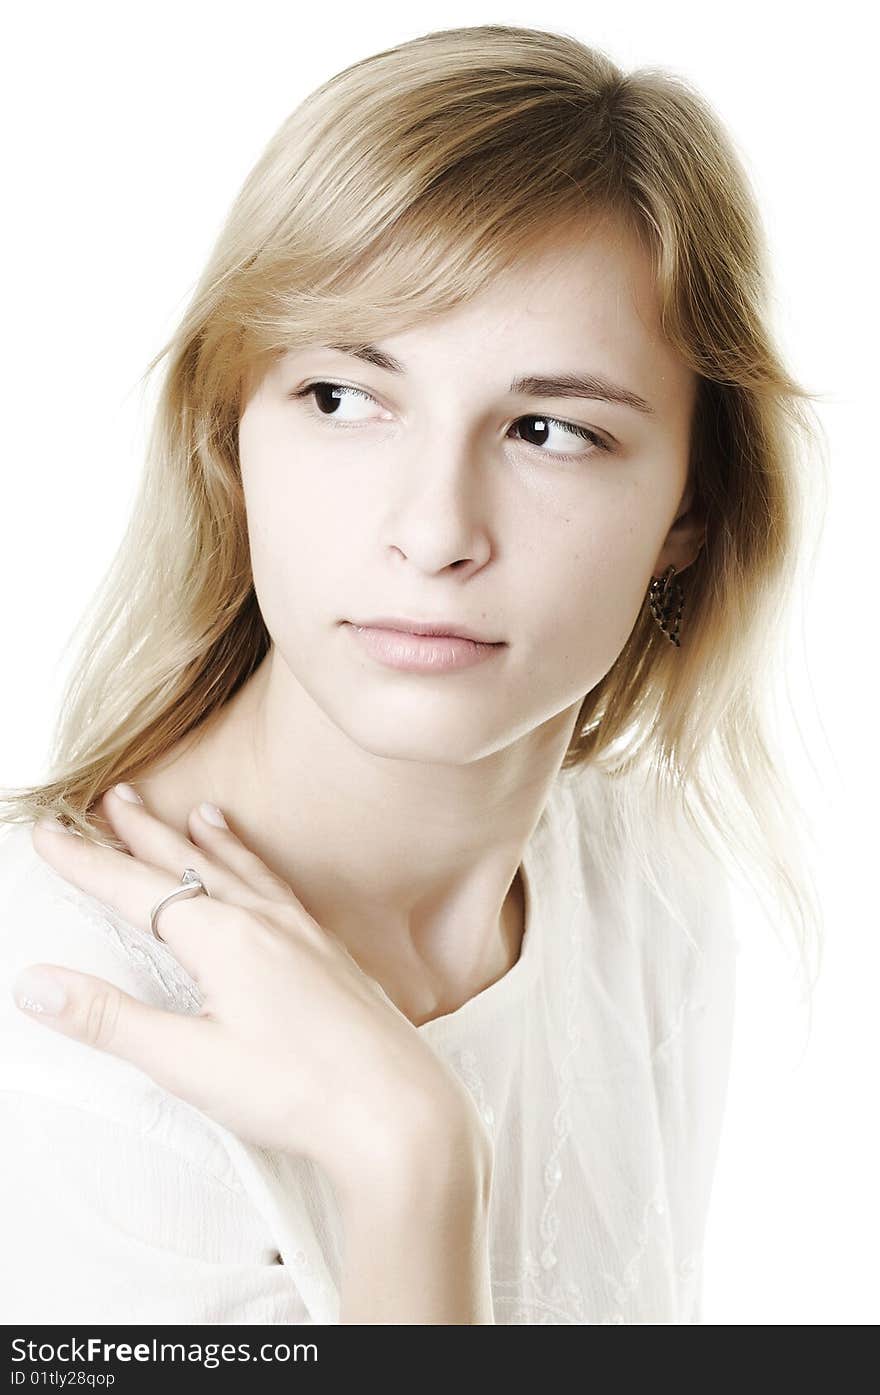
12, 786, 489, 1199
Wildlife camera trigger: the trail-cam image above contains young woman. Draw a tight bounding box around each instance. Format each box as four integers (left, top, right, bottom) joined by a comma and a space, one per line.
0, 25, 825, 1324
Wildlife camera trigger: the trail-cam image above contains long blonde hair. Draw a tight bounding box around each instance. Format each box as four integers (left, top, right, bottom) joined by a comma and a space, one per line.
1, 24, 828, 997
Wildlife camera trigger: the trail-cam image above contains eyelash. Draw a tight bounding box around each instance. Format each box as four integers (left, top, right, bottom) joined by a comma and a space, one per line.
290, 381, 614, 461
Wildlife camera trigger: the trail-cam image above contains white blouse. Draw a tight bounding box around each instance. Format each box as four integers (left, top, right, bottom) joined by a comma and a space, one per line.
0, 763, 738, 1325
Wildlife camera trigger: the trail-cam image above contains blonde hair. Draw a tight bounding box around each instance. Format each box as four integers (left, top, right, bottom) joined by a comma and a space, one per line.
1, 24, 828, 1000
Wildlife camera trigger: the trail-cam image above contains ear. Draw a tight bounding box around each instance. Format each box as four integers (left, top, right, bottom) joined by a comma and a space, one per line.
652, 479, 706, 578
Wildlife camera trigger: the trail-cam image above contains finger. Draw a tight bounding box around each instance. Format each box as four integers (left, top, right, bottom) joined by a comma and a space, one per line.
30, 815, 230, 979
98, 785, 259, 904
103, 786, 294, 907
11, 962, 218, 1111
187, 802, 295, 904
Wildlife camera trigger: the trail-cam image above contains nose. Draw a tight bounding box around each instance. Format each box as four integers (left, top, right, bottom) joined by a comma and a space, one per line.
380, 433, 495, 575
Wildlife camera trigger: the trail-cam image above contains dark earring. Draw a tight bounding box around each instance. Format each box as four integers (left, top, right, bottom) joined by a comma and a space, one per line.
648, 565, 684, 646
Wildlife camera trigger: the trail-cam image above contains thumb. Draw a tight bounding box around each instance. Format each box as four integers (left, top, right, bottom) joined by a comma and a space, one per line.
12, 962, 207, 1092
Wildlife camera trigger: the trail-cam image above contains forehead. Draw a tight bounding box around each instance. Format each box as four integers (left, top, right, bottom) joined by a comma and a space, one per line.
382, 218, 690, 405
479, 216, 659, 318
265, 216, 695, 423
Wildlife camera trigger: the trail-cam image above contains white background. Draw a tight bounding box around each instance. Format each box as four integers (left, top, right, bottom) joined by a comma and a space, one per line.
1, 1, 875, 1324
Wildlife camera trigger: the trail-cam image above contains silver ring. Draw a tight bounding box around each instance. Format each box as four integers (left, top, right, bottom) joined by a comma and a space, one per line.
150, 868, 211, 943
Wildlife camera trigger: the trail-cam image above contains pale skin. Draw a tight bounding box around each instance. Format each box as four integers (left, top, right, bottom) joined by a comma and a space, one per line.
14, 214, 704, 1323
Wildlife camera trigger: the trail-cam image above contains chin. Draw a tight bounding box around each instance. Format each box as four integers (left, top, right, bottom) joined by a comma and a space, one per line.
333, 706, 515, 766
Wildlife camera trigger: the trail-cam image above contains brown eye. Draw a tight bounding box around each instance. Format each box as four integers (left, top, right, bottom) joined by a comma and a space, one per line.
507, 414, 611, 458
294, 381, 376, 418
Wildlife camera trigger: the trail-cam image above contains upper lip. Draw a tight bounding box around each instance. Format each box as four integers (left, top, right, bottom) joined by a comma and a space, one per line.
348, 616, 503, 643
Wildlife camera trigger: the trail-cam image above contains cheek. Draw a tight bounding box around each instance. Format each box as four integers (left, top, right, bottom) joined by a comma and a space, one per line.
532, 516, 659, 674
241, 414, 352, 553
240, 458, 343, 637
239, 400, 343, 539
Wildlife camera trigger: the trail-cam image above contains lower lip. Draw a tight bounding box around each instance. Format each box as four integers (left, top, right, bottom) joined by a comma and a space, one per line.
344, 623, 505, 672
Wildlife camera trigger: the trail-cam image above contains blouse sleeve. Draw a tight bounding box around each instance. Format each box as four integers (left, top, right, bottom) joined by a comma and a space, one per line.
0, 831, 315, 1325
0, 1087, 313, 1325
648, 849, 740, 1324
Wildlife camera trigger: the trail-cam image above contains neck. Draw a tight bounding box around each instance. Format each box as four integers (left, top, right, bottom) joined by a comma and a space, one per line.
122, 646, 577, 1023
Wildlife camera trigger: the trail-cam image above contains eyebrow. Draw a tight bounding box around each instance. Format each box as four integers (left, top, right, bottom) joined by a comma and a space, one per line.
326, 342, 656, 416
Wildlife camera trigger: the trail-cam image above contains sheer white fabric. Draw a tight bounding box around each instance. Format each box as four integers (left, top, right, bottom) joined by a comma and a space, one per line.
0, 764, 738, 1324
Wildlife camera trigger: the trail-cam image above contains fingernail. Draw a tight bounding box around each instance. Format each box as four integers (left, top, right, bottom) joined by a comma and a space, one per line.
14, 968, 68, 1016
198, 801, 228, 828
36, 814, 77, 835
113, 783, 143, 804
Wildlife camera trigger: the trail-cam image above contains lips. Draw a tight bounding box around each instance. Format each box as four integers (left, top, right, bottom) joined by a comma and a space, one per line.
347, 617, 503, 644
345, 623, 506, 673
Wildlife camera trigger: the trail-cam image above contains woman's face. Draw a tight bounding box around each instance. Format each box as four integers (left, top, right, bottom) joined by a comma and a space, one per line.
238, 220, 701, 763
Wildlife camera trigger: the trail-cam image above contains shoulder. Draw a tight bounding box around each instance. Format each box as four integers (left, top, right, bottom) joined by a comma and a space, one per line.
554, 762, 738, 1016
0, 821, 229, 1171
557, 761, 737, 930
0, 820, 201, 1015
